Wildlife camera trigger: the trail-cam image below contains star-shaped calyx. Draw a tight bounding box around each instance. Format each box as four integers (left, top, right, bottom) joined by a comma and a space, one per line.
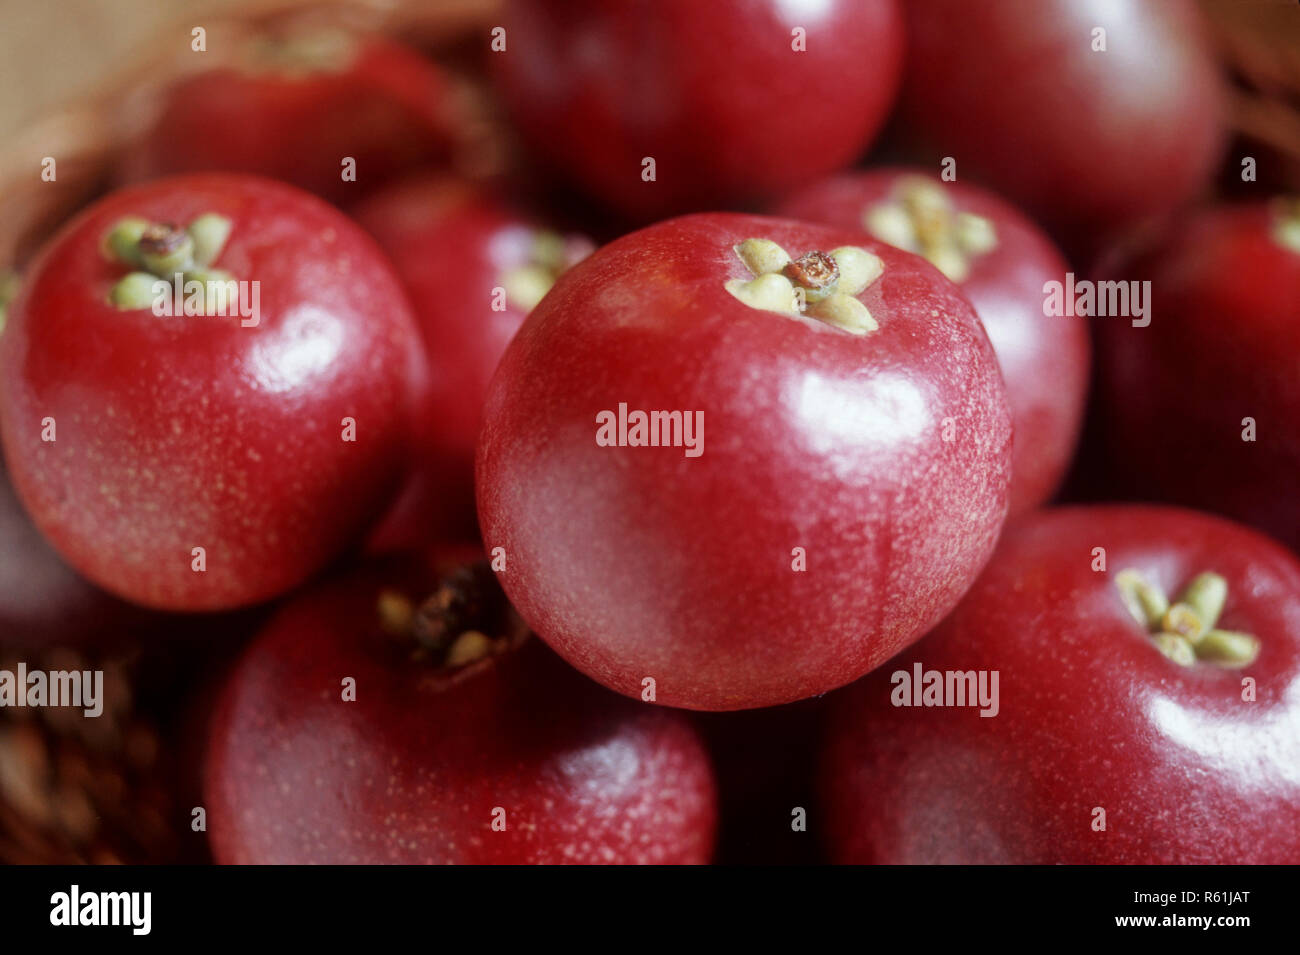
500, 230, 593, 311
864, 177, 998, 284
724, 238, 883, 335
1115, 568, 1260, 668
101, 213, 235, 314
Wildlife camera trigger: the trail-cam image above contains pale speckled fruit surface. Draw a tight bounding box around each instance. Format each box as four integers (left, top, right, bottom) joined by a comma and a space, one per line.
205, 557, 717, 864
0, 173, 425, 611
0, 460, 154, 647
477, 213, 1013, 711
821, 506, 1300, 864
778, 169, 1090, 517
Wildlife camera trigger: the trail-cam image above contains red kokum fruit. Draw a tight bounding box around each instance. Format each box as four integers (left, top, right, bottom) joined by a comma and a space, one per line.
477, 213, 1013, 711
204, 550, 718, 864
0, 174, 426, 611
820, 506, 1300, 864
894, 0, 1226, 254
492, 0, 904, 222
778, 169, 1090, 516
2, 276, 153, 646
1093, 200, 1300, 552
0, 458, 158, 649
352, 176, 594, 550
121, 30, 470, 204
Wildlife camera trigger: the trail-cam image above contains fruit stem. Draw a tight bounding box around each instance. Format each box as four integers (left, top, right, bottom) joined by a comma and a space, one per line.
138, 223, 194, 275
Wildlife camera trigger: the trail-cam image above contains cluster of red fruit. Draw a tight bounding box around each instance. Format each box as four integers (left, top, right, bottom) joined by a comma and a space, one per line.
1, 0, 1298, 865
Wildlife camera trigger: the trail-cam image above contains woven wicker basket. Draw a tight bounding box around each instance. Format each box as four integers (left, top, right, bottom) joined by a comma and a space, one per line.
0, 0, 499, 270
2, 0, 1298, 268
1201, 0, 1300, 191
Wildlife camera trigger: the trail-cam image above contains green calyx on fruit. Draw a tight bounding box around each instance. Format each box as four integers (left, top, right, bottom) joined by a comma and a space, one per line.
863, 177, 997, 284
240, 28, 358, 77
725, 237, 882, 334
102, 214, 234, 312
499, 230, 592, 312
0, 271, 20, 335
376, 561, 525, 670
1270, 197, 1300, 255
1115, 569, 1260, 668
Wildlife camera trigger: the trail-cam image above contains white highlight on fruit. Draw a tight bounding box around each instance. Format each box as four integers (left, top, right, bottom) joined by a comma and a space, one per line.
791, 369, 931, 477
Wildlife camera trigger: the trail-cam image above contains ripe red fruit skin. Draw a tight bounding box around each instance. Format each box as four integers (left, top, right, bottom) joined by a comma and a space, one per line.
352, 177, 591, 550
0, 460, 151, 648
492, 0, 904, 222
204, 553, 717, 864
1093, 203, 1300, 553
121, 34, 461, 204
778, 169, 1090, 517
895, 0, 1225, 248
820, 506, 1300, 864
0, 174, 425, 611
477, 213, 1013, 711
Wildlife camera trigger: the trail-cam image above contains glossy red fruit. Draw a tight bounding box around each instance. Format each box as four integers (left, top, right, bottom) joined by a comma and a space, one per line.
1094, 200, 1300, 553
821, 506, 1300, 864
477, 213, 1013, 711
0, 174, 425, 611
895, 0, 1225, 248
205, 551, 718, 864
352, 177, 593, 550
779, 169, 1090, 516
492, 0, 904, 222
122, 30, 465, 204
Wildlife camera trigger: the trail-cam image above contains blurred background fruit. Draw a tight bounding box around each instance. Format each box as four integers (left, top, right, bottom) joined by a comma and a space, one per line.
492, 0, 904, 222
1092, 200, 1300, 552
353, 175, 593, 550
892, 0, 1227, 262
778, 169, 1090, 518
118, 29, 470, 204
